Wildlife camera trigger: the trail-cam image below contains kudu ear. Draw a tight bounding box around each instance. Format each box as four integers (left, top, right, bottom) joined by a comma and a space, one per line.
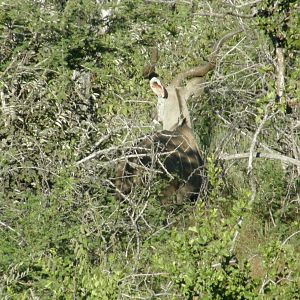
149, 77, 168, 99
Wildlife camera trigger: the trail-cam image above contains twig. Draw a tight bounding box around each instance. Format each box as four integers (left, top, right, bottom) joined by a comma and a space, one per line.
220, 152, 300, 168
0, 166, 59, 176
282, 230, 300, 246
76, 141, 180, 166
197, 11, 253, 19
258, 230, 299, 294
275, 47, 285, 102
212, 258, 238, 268
144, 0, 177, 4
157, 159, 175, 180
75, 145, 121, 165
291, 129, 300, 176
0, 220, 20, 235
105, 179, 131, 202
230, 217, 244, 254
216, 111, 276, 155
121, 272, 168, 281
233, 0, 262, 8
247, 104, 272, 174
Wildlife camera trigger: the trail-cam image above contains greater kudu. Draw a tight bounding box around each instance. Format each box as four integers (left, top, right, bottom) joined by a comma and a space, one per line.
115, 31, 241, 204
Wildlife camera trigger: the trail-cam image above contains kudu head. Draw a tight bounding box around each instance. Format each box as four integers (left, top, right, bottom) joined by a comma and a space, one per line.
115, 31, 241, 204
144, 30, 242, 131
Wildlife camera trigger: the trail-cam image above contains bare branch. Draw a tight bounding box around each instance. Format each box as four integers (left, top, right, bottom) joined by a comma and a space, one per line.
75, 145, 121, 166
247, 104, 272, 174
211, 258, 238, 268
230, 218, 244, 254
220, 152, 300, 168
216, 112, 278, 155
292, 131, 300, 176
282, 230, 300, 246
233, 0, 262, 8
0, 220, 20, 235
275, 47, 285, 102
197, 12, 253, 19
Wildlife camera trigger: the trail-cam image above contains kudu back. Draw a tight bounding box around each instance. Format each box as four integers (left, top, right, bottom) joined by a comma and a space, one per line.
115, 121, 204, 203
115, 31, 241, 203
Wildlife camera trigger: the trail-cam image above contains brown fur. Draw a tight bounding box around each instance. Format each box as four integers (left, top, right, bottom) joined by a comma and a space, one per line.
115, 123, 204, 204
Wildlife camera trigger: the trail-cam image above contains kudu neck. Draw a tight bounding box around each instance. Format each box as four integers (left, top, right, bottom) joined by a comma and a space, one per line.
159, 86, 192, 131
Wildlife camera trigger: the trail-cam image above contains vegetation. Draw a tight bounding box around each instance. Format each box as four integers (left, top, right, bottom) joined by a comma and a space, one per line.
0, 0, 299, 298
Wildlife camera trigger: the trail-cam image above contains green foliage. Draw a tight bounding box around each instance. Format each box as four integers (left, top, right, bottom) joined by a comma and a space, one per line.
255, 0, 300, 49
255, 0, 300, 108
170, 201, 257, 299
1, 0, 299, 298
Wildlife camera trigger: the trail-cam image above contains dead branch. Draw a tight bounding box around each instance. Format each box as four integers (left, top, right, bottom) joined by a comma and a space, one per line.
197, 12, 253, 19
233, 0, 262, 8
275, 47, 285, 103
247, 103, 273, 174
292, 131, 300, 176
220, 152, 300, 168
216, 112, 278, 155
282, 230, 300, 246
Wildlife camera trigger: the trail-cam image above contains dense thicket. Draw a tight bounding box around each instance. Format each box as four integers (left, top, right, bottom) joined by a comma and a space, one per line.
0, 0, 299, 299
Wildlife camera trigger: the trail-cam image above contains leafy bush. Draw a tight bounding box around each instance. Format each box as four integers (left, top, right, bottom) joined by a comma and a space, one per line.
1, 0, 299, 299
